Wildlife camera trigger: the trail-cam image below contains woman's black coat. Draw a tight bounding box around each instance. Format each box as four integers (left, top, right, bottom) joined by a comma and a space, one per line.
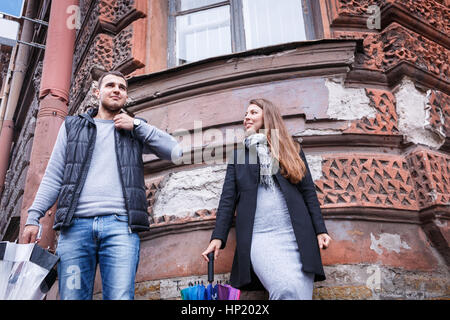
211, 145, 328, 289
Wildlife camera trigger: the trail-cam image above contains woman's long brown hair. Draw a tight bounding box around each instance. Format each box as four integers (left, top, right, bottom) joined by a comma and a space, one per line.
249, 98, 306, 184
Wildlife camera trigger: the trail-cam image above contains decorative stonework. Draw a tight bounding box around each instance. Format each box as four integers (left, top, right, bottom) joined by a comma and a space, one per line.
70, 33, 114, 112
75, 0, 139, 72
73, 81, 99, 115
145, 176, 165, 218
71, 0, 146, 114
73, 2, 102, 71
371, 24, 448, 81
336, 0, 383, 16
99, 0, 136, 23
406, 150, 450, 209
336, 23, 449, 82
112, 25, 134, 69
70, 23, 140, 113
79, 0, 95, 27
335, 0, 450, 34
314, 155, 418, 210
311, 150, 450, 211
144, 152, 446, 226
391, 0, 450, 34
425, 90, 450, 140
344, 89, 399, 135
329, 0, 449, 94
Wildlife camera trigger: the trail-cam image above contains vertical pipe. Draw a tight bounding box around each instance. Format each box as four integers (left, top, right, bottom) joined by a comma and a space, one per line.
0, 0, 36, 192
19, 0, 78, 250
0, 45, 18, 193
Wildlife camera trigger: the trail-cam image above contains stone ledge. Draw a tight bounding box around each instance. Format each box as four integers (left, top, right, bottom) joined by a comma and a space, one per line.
127, 39, 362, 111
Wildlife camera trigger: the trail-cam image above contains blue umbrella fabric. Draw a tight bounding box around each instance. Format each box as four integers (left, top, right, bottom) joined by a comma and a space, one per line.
180, 282, 210, 300
205, 282, 217, 300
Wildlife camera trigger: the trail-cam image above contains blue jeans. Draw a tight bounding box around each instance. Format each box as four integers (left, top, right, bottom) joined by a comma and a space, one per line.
55, 214, 140, 300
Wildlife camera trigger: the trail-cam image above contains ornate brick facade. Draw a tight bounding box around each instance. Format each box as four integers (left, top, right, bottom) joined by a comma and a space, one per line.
122, 0, 448, 299
344, 89, 399, 135
1, 0, 448, 300
69, 0, 146, 114
316, 154, 417, 210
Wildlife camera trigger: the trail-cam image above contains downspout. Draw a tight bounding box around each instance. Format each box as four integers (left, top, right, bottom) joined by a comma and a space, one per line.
0, 45, 16, 193
19, 0, 78, 250
0, 0, 36, 193
0, 44, 18, 135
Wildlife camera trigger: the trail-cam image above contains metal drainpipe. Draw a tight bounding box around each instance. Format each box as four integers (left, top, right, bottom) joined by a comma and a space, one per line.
0, 44, 18, 136
0, 45, 17, 133
19, 0, 78, 250
0, 0, 36, 194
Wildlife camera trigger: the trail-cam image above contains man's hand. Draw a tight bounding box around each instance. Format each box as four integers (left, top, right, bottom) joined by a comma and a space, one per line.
113, 113, 134, 131
22, 225, 40, 244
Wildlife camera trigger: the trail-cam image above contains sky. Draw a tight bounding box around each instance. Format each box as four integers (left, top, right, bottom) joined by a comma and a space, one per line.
0, 0, 24, 44
0, 0, 24, 18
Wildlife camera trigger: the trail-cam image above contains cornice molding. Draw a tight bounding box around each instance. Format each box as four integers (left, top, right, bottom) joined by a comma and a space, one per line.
127, 39, 362, 111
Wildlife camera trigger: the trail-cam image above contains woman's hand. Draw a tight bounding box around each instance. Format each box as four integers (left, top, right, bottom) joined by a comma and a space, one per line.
317, 233, 332, 249
201, 239, 222, 262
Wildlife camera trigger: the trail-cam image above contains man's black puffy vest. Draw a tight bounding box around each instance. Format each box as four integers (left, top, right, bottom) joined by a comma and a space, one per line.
53, 107, 150, 232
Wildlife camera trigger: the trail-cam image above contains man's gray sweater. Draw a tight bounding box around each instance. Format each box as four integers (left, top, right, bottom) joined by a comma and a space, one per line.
26, 118, 182, 226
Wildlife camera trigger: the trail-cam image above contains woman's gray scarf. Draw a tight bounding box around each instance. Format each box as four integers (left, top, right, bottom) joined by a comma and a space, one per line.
244, 133, 278, 190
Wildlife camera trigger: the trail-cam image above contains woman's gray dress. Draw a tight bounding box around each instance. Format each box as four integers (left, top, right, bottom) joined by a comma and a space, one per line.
250, 183, 315, 300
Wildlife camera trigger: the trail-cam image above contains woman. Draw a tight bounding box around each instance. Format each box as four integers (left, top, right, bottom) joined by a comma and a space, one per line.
202, 98, 332, 300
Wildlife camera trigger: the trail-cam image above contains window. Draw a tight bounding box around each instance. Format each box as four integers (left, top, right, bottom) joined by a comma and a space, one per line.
169, 0, 320, 66
175, 2, 231, 65
242, 0, 307, 49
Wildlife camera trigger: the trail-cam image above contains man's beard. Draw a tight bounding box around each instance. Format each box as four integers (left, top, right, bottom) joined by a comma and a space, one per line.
101, 101, 123, 113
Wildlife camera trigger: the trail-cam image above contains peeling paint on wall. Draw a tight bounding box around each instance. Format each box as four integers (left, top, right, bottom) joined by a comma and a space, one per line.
296, 129, 343, 136
152, 165, 227, 218
394, 78, 445, 149
305, 154, 323, 181
325, 77, 375, 120
370, 232, 411, 255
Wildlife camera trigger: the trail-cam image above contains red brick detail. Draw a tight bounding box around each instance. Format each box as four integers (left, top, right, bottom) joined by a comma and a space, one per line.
71, 34, 114, 102
315, 155, 418, 210
344, 89, 399, 135
406, 150, 450, 209
333, 0, 449, 34
99, 0, 137, 23
426, 90, 450, 139
145, 176, 165, 218
334, 23, 449, 82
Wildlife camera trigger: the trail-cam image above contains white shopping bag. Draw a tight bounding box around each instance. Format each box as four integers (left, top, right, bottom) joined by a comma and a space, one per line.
0, 241, 59, 300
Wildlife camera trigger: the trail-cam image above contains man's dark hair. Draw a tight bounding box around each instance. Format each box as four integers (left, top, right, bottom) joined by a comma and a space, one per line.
97, 70, 128, 89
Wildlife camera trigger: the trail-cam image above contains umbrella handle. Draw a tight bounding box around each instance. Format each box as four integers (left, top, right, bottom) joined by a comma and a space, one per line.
207, 252, 214, 283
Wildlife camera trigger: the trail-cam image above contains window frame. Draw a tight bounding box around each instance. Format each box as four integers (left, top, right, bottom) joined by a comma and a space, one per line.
167, 0, 322, 67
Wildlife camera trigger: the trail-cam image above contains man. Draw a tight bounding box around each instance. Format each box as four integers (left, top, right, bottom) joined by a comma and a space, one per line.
22, 70, 182, 299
